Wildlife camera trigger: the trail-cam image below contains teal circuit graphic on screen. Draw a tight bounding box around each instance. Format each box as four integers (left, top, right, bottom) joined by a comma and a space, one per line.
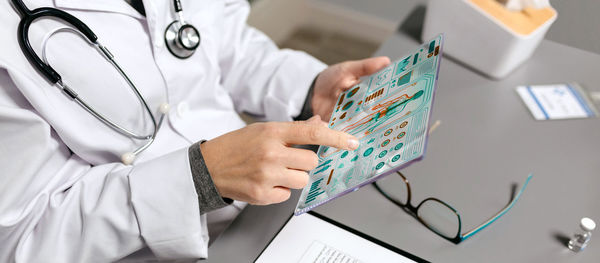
295, 34, 444, 215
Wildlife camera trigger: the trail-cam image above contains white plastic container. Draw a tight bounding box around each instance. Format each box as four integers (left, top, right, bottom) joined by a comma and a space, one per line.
421, 0, 557, 79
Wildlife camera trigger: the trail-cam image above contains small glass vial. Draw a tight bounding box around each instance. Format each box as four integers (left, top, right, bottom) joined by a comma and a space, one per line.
568, 217, 596, 252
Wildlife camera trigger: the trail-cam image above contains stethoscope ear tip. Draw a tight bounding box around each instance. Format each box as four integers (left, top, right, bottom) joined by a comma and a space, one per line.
121, 152, 136, 165
159, 103, 170, 114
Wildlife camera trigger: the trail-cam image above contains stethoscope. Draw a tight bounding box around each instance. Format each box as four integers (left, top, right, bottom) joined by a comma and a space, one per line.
11, 0, 201, 164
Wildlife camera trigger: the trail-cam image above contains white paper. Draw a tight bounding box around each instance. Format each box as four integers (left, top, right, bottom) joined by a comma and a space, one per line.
516, 84, 597, 120
256, 213, 419, 263
297, 241, 361, 263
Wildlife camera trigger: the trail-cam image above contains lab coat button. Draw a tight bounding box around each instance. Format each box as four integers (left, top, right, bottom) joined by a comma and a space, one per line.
177, 102, 189, 118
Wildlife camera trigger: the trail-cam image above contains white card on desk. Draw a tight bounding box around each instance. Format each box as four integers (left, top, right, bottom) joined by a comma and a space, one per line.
516, 84, 598, 120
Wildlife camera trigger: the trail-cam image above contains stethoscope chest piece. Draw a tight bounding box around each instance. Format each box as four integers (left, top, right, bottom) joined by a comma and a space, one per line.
164, 21, 200, 59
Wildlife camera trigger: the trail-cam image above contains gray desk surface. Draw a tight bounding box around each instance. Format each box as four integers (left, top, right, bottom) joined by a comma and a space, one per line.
207, 17, 600, 263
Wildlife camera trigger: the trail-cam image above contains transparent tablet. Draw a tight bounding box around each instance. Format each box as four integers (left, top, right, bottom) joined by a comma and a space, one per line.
295, 34, 444, 215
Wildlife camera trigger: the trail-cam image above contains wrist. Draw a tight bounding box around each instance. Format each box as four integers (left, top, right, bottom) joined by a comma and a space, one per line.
199, 140, 234, 199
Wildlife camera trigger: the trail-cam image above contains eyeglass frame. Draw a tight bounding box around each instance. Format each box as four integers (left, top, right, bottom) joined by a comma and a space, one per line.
373, 171, 532, 244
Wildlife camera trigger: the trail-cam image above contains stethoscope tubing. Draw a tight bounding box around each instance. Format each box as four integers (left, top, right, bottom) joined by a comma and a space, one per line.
11, 0, 177, 163
40, 28, 160, 142
14, 1, 98, 84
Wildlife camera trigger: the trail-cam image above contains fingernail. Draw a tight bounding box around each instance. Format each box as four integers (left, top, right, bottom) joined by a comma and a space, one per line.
348, 138, 359, 149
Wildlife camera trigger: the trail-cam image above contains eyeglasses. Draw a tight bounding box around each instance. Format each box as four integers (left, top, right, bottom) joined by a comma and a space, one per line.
373, 171, 532, 244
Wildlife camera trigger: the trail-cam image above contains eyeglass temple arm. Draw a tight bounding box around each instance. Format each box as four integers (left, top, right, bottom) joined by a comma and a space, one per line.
461, 173, 533, 240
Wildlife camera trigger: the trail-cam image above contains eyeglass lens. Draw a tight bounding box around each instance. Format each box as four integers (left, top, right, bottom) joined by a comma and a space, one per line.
376, 174, 460, 239
417, 199, 460, 238
375, 174, 409, 205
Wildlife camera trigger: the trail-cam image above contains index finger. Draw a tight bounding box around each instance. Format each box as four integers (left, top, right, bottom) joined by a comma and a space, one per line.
283, 122, 359, 151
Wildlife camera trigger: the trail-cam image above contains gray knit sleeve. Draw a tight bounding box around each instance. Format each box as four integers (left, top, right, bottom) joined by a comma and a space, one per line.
188, 141, 233, 214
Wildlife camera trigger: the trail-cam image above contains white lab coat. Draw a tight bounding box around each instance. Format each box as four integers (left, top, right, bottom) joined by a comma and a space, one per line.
0, 0, 326, 261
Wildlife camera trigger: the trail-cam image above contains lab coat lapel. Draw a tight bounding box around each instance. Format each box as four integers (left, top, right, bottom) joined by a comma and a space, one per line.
53, 0, 145, 19
54, 0, 169, 59
139, 0, 171, 53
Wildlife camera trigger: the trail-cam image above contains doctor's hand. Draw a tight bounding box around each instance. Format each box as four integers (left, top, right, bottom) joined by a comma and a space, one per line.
200, 116, 358, 205
312, 56, 391, 120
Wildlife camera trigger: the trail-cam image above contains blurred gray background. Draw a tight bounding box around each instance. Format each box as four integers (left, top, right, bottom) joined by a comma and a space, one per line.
249, 0, 600, 64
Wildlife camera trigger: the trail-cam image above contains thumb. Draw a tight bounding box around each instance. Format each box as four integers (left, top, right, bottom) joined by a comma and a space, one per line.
343, 56, 391, 77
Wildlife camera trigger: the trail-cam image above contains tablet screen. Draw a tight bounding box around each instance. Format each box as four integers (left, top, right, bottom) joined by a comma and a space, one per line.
295, 34, 444, 215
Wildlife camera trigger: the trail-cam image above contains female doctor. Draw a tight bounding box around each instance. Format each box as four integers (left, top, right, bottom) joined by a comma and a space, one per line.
0, 0, 390, 261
